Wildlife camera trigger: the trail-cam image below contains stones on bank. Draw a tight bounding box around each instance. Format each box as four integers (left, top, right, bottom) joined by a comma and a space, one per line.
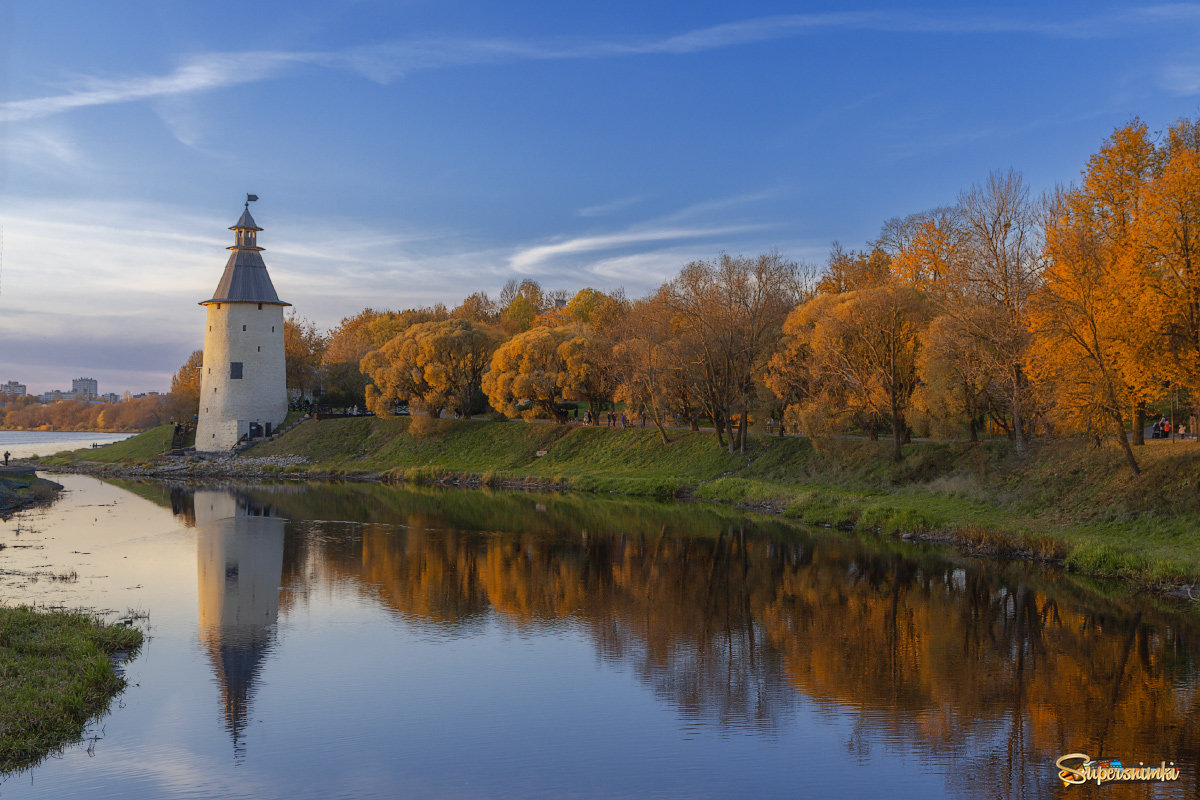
36, 453, 313, 481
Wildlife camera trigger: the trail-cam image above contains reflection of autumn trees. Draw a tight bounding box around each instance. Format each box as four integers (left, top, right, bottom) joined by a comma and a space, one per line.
171, 484, 1200, 798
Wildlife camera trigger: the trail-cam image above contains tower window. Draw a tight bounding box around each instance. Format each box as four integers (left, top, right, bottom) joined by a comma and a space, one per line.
257, 346, 261, 352
243, 325, 247, 331
271, 326, 275, 332
258, 303, 263, 310
230, 362, 243, 379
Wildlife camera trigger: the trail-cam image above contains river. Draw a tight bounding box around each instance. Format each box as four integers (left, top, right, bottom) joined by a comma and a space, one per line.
0, 475, 1194, 799
0, 431, 134, 459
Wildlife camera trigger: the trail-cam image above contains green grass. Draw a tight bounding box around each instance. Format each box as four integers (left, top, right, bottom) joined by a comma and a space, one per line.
0, 606, 142, 773
39, 425, 173, 465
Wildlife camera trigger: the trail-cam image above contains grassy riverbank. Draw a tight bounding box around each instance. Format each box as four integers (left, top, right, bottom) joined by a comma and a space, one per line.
31, 424, 175, 464
0, 606, 142, 773
43, 416, 1200, 587
0, 469, 62, 518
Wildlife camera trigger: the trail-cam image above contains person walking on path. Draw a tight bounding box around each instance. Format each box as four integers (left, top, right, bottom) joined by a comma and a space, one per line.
3, 451, 9, 466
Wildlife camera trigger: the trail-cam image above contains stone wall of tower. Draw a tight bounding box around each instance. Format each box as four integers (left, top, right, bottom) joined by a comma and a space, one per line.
196, 302, 287, 451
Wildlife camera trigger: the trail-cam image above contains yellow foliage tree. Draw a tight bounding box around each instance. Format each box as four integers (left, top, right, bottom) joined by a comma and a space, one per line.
1029, 191, 1142, 473
556, 333, 615, 418
482, 326, 573, 421
783, 281, 930, 460
362, 319, 500, 418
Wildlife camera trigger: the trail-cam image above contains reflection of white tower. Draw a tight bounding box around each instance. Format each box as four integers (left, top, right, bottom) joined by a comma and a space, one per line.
194, 490, 285, 752
195, 199, 290, 451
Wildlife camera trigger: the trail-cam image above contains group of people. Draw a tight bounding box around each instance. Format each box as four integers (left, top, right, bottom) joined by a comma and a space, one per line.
577, 408, 632, 428
1151, 417, 1188, 439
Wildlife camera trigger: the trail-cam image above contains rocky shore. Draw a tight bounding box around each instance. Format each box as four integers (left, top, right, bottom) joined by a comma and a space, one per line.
33, 453, 328, 482
31, 453, 579, 495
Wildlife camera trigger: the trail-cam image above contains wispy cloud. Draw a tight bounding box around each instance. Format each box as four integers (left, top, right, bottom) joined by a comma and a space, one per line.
1162, 63, 1200, 94
508, 224, 770, 273
4, 126, 89, 172
0, 52, 316, 123
576, 195, 646, 217
511, 190, 785, 273
654, 190, 783, 224
6, 7, 1199, 124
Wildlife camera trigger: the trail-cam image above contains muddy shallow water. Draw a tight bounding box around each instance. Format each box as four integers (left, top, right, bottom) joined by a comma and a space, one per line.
0, 474, 1195, 799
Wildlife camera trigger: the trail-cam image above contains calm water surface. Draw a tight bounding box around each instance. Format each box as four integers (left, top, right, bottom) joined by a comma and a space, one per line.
0, 475, 1196, 799
0, 431, 134, 459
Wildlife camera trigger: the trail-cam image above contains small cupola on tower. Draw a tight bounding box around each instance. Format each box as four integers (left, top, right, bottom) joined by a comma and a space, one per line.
232, 205, 261, 249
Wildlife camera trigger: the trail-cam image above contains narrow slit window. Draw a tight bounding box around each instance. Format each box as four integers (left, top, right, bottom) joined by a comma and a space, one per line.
258, 303, 263, 310
230, 362, 243, 380
243, 325, 247, 331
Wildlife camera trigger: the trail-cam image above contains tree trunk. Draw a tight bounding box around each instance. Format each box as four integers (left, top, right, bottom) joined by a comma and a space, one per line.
737, 406, 748, 453
891, 410, 905, 462
1012, 366, 1027, 455
968, 415, 979, 442
1133, 402, 1145, 446
651, 411, 671, 444
1112, 412, 1141, 475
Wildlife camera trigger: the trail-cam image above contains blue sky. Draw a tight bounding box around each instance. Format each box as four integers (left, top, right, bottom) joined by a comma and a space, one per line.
3, 1, 1200, 393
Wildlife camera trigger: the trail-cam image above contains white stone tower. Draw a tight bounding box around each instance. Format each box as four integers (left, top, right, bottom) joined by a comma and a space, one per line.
196, 199, 289, 451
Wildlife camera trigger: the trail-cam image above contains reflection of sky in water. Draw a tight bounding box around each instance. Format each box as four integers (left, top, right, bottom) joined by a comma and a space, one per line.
0, 475, 1194, 799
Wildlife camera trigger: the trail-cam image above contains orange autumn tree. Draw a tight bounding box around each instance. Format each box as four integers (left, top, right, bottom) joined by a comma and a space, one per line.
783, 279, 931, 460
1073, 120, 1160, 445
362, 318, 500, 418
482, 326, 573, 421
1136, 120, 1200, 409
168, 349, 204, 422
1029, 188, 1143, 473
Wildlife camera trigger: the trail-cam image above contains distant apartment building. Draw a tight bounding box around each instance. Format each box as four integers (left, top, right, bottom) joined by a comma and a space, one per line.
1, 380, 26, 397
72, 377, 99, 399
41, 389, 73, 404
101, 392, 121, 403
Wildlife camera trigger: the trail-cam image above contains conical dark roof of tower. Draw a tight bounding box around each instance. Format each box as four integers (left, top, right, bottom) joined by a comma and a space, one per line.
202, 206, 289, 306
232, 207, 262, 231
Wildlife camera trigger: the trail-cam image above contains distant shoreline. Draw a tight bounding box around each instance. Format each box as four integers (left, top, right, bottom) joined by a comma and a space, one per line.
0, 427, 148, 433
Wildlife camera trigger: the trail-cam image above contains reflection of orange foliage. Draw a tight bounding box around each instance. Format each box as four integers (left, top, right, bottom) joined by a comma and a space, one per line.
289, 519, 1200, 798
